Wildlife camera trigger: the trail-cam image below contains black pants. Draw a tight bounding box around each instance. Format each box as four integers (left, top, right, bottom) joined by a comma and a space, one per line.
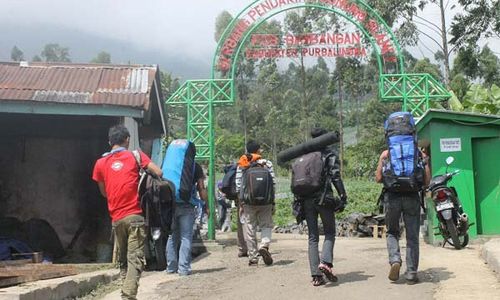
303, 199, 336, 276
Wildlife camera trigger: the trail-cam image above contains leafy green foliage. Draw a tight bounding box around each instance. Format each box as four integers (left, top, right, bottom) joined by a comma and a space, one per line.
10, 46, 24, 61
411, 58, 443, 81
91, 51, 111, 64
214, 11, 233, 43
449, 84, 500, 114
336, 179, 381, 219
41, 43, 71, 62
450, 0, 500, 48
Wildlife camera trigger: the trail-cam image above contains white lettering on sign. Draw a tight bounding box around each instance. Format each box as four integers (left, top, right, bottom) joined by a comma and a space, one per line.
440, 138, 462, 152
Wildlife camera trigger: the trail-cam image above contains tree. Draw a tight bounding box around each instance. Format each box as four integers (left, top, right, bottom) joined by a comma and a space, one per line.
449, 73, 471, 101
411, 58, 443, 81
214, 11, 233, 43
91, 51, 111, 64
41, 43, 71, 62
366, 0, 420, 46
32, 55, 42, 62
416, 0, 459, 85
11, 46, 24, 61
450, 0, 500, 48
477, 46, 500, 86
452, 45, 500, 86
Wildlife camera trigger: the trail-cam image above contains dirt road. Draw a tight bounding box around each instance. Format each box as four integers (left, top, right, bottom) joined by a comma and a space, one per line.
102, 234, 499, 300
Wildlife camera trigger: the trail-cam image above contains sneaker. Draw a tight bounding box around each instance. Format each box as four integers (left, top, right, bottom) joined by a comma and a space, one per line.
312, 275, 326, 286
258, 247, 273, 266
318, 263, 338, 282
248, 258, 258, 266
388, 262, 401, 281
405, 272, 419, 285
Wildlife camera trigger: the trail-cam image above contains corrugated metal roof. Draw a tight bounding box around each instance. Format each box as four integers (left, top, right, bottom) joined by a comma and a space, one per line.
0, 62, 159, 110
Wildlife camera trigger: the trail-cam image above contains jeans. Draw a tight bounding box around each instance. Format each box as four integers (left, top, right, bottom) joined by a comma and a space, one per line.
166, 204, 196, 275
303, 198, 336, 276
241, 204, 273, 260
385, 192, 421, 277
113, 214, 145, 300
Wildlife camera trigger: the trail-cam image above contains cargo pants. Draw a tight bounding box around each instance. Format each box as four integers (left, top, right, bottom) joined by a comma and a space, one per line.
113, 214, 145, 300
241, 204, 273, 261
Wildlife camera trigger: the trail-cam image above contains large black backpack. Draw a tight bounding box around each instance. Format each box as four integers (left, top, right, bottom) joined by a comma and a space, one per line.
133, 151, 175, 234
220, 164, 238, 200
240, 161, 274, 206
291, 151, 325, 197
382, 112, 424, 192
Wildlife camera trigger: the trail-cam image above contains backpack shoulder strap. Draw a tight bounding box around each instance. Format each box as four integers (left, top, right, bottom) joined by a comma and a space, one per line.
132, 150, 145, 176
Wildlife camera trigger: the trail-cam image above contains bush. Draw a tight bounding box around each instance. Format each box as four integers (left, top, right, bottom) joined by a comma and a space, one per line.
336, 179, 381, 219
227, 178, 382, 231
272, 178, 381, 225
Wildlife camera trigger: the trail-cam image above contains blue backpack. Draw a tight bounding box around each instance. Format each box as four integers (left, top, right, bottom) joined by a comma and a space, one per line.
162, 140, 196, 204
221, 163, 238, 200
382, 112, 424, 192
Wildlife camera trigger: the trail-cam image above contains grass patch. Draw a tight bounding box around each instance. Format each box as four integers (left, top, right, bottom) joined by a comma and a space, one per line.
272, 177, 382, 224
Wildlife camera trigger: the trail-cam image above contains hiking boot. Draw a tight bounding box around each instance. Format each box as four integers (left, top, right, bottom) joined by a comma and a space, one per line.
388, 262, 401, 281
405, 272, 419, 285
258, 247, 273, 266
248, 258, 258, 266
318, 263, 338, 282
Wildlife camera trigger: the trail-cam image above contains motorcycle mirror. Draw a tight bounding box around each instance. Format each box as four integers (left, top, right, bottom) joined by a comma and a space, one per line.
445, 156, 454, 166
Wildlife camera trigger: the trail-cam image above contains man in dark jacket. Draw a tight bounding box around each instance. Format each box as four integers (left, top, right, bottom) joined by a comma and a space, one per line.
299, 127, 347, 286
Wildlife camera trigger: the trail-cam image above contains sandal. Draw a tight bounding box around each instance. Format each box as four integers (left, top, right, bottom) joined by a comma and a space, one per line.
319, 263, 338, 282
312, 275, 325, 286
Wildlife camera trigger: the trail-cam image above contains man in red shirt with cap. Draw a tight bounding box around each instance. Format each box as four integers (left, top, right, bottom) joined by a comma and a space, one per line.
92, 124, 162, 300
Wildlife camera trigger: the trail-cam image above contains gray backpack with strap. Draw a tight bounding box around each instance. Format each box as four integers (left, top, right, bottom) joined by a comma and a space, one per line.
291, 151, 325, 197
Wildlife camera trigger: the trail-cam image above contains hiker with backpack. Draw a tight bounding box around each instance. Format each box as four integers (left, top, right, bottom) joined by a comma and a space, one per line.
236, 140, 276, 266
163, 140, 208, 276
375, 112, 431, 284
92, 125, 162, 300
291, 127, 347, 287
217, 181, 232, 232
221, 162, 248, 257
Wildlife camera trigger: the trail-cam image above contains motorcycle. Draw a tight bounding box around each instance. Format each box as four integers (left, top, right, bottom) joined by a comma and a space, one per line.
428, 156, 473, 249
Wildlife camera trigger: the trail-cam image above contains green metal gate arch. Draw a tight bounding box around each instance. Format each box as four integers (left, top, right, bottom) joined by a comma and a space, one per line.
167, 0, 451, 239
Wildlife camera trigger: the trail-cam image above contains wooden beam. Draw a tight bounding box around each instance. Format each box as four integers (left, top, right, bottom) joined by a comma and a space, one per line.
0, 101, 143, 118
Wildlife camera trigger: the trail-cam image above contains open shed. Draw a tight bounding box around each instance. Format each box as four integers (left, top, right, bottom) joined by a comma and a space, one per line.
0, 61, 166, 262
416, 109, 500, 244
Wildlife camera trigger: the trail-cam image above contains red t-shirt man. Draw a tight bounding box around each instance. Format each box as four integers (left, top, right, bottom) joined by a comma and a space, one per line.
92, 149, 151, 222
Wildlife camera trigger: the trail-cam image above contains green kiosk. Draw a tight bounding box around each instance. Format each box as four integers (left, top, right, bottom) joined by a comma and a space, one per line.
416, 109, 500, 244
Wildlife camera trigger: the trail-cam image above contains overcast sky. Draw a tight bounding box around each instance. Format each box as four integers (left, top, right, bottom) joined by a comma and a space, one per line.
0, 0, 498, 77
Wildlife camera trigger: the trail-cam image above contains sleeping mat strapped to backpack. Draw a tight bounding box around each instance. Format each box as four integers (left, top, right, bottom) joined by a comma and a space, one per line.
382, 112, 424, 192
162, 139, 196, 203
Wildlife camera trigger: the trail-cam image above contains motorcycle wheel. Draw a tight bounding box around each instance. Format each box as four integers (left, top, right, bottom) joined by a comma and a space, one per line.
445, 219, 463, 250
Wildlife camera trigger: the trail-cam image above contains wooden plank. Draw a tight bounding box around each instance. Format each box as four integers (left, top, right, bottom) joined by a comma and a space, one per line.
0, 264, 77, 287
0, 259, 31, 267
0, 276, 24, 288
